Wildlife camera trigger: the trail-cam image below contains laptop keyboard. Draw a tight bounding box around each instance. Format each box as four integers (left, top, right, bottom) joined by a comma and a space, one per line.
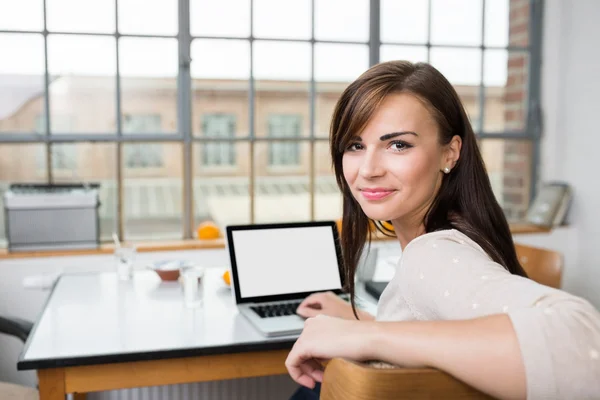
251, 301, 302, 318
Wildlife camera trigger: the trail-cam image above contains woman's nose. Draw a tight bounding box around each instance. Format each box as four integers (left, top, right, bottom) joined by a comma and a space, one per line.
358, 152, 385, 178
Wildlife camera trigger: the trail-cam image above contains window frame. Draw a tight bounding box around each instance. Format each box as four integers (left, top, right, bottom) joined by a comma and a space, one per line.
0, 0, 544, 241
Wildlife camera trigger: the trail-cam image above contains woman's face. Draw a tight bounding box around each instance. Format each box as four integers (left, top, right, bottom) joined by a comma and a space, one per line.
342, 93, 460, 225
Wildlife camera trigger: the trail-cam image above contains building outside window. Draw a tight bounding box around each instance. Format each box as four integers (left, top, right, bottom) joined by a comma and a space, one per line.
268, 114, 301, 166
201, 114, 236, 167
34, 115, 77, 171
123, 114, 163, 168
0, 0, 542, 243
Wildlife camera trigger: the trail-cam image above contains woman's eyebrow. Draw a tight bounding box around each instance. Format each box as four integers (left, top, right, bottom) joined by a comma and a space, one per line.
349, 131, 418, 142
379, 131, 418, 141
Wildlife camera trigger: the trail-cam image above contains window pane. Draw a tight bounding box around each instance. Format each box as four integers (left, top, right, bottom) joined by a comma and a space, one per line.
0, 144, 47, 247
254, 141, 310, 223
47, 35, 116, 134
484, 50, 529, 132
380, 45, 428, 64
485, 0, 507, 47
430, 48, 481, 129
381, 0, 428, 44
315, 0, 369, 42
200, 115, 237, 166
120, 38, 177, 135
485, 0, 529, 48
315, 141, 342, 221
256, 81, 309, 141
253, 0, 311, 40
254, 41, 311, 81
315, 83, 344, 138
314, 44, 368, 138
0, 34, 45, 134
123, 142, 182, 240
51, 143, 117, 242
267, 115, 302, 166
191, 39, 250, 80
315, 43, 369, 82
191, 40, 249, 138
431, 0, 483, 46
118, 0, 177, 35
480, 139, 532, 221
191, 0, 250, 37
0, 0, 43, 31
49, 143, 78, 171
47, 0, 115, 33
193, 142, 250, 229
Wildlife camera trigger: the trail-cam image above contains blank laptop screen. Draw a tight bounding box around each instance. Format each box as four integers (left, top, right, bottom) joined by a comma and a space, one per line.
231, 226, 343, 299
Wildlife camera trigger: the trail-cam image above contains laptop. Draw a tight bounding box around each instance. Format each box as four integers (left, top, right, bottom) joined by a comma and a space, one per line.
225, 221, 346, 337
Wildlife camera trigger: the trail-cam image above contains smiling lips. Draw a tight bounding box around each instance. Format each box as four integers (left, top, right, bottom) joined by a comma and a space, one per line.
360, 188, 396, 200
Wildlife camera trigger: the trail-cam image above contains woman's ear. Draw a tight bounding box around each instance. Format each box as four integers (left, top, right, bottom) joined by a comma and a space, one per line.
442, 135, 462, 170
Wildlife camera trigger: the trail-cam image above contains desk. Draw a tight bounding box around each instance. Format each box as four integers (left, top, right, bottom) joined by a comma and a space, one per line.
17, 265, 379, 400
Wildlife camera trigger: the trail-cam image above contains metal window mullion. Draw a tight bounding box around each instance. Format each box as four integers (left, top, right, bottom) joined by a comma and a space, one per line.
42, 0, 52, 184
178, 0, 193, 239
369, 0, 380, 66
309, 0, 316, 220
115, 0, 125, 240
426, 0, 432, 62
477, 0, 486, 136
249, 0, 256, 224
528, 0, 544, 204
0, 134, 333, 143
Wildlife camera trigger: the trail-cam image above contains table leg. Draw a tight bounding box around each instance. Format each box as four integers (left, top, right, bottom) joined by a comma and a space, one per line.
38, 368, 66, 400
73, 393, 87, 400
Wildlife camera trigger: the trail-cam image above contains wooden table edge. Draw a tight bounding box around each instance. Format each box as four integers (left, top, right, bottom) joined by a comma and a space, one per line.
37, 349, 290, 398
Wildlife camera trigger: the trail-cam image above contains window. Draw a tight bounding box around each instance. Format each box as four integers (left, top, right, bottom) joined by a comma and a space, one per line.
0, 0, 542, 243
268, 115, 301, 166
34, 115, 77, 170
201, 114, 236, 167
123, 114, 163, 168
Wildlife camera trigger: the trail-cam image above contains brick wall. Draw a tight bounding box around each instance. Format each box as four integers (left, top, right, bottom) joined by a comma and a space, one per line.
502, 0, 531, 220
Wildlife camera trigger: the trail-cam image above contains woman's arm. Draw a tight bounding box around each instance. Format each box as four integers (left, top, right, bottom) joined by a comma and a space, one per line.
369, 315, 525, 400
285, 314, 525, 400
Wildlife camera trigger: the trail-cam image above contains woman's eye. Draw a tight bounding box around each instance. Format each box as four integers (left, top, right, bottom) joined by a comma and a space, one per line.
389, 141, 411, 151
346, 143, 363, 151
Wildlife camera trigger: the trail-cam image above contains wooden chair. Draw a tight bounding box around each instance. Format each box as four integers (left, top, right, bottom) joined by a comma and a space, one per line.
321, 244, 564, 399
321, 358, 493, 400
514, 243, 563, 289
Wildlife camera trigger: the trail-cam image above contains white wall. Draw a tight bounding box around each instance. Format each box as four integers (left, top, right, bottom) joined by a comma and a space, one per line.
538, 0, 600, 307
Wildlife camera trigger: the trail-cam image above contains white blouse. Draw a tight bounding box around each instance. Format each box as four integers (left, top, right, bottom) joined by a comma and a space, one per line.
376, 229, 600, 399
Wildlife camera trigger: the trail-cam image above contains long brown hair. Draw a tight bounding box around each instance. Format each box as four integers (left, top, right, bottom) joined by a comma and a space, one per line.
330, 61, 527, 317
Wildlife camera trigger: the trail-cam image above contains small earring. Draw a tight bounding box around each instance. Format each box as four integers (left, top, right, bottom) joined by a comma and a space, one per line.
443, 167, 451, 174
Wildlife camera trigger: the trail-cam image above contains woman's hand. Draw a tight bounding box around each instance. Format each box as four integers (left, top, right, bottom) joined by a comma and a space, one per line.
285, 315, 373, 388
296, 291, 373, 320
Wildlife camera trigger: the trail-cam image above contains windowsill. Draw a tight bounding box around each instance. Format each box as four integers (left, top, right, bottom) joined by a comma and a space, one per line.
266, 165, 303, 174
0, 223, 552, 260
198, 165, 239, 175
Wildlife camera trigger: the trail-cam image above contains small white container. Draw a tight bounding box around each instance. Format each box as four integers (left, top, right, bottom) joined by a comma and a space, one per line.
181, 267, 205, 308
115, 244, 136, 281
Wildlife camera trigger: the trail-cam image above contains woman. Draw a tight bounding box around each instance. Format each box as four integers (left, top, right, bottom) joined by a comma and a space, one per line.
286, 61, 600, 399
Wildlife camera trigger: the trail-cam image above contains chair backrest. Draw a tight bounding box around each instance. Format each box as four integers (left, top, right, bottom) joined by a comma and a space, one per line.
321, 358, 493, 400
514, 243, 563, 289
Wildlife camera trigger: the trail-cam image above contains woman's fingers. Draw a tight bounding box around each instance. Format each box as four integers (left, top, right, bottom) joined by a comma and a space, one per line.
296, 294, 325, 317
287, 356, 324, 388
296, 305, 322, 318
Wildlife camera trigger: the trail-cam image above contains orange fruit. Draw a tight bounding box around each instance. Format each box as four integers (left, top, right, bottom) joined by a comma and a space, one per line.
222, 270, 231, 286
335, 219, 343, 233
197, 221, 221, 240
